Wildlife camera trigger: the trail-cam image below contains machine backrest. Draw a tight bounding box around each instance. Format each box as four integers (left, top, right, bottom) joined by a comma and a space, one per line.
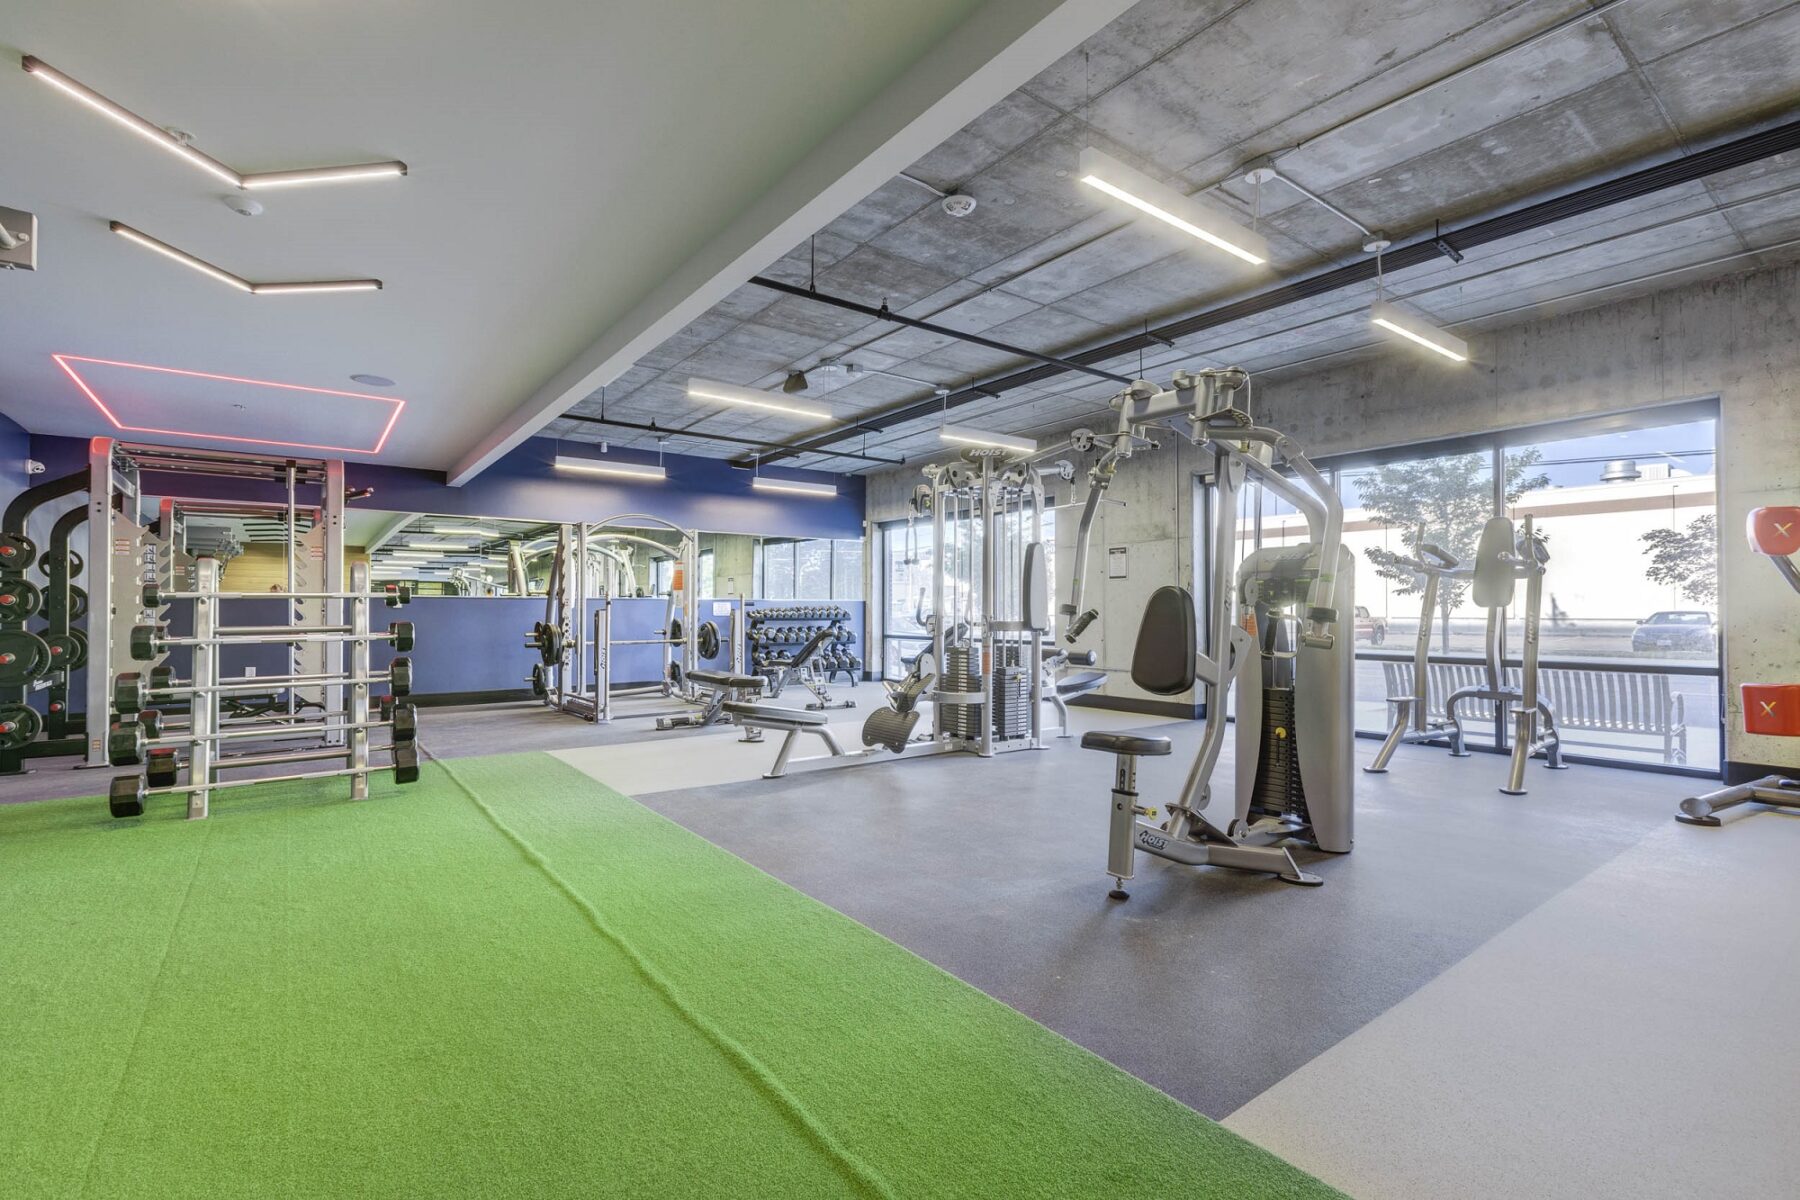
1022, 542, 1049, 632
790, 627, 837, 667
1132, 586, 1198, 695
1470, 517, 1518, 609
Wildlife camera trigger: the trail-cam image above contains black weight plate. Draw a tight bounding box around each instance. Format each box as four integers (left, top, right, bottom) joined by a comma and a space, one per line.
0, 532, 36, 575
45, 632, 85, 673
68, 585, 88, 621
0, 704, 42, 749
0, 628, 51, 683
0, 578, 43, 620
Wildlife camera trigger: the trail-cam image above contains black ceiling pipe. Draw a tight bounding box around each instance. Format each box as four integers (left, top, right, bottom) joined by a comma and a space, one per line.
745, 114, 1800, 468
748, 276, 1135, 385
560, 412, 903, 466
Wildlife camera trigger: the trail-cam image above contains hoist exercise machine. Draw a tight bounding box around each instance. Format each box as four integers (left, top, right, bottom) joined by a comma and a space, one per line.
1442, 514, 1565, 794
1065, 368, 1355, 898
1677, 505, 1800, 824
1364, 543, 1465, 772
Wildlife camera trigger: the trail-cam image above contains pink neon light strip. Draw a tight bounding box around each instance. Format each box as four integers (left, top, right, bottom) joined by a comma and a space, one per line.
51, 354, 406, 455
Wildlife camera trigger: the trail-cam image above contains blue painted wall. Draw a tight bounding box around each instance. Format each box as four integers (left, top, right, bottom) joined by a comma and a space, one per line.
0, 411, 30, 516
28, 433, 865, 540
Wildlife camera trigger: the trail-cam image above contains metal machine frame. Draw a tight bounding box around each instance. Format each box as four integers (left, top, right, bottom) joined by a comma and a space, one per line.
1066, 369, 1355, 897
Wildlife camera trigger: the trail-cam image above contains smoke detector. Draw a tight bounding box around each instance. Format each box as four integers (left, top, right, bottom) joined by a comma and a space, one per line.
222, 194, 264, 218
941, 193, 977, 218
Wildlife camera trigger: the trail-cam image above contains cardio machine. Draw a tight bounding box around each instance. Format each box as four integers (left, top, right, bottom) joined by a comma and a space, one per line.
1068, 369, 1355, 899
1364, 542, 1466, 772
1442, 514, 1565, 794
1677, 505, 1800, 824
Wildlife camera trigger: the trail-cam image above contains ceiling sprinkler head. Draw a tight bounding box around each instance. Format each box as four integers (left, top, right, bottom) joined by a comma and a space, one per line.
941, 193, 977, 218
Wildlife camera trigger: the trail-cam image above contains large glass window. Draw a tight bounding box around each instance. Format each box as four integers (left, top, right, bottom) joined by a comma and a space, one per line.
697, 549, 715, 599
877, 508, 1053, 679
1309, 406, 1718, 774
796, 540, 832, 599
1500, 418, 1719, 770
831, 539, 865, 601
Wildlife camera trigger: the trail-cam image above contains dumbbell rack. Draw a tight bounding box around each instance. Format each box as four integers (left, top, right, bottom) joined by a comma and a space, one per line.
744, 605, 861, 686
107, 559, 421, 820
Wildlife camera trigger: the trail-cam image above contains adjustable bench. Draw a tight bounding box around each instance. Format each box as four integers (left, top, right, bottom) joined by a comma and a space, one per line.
656, 669, 765, 731
760, 628, 855, 711
722, 701, 847, 778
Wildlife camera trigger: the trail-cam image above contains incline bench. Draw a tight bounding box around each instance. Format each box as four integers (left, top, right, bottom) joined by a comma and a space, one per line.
1381, 661, 1690, 764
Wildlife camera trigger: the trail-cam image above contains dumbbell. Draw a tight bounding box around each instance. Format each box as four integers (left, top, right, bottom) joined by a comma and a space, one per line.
130, 619, 416, 661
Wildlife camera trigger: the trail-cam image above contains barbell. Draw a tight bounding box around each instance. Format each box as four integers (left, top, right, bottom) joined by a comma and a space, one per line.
113, 656, 413, 715
109, 700, 417, 766
108, 743, 421, 818
143, 582, 410, 608
130, 620, 415, 661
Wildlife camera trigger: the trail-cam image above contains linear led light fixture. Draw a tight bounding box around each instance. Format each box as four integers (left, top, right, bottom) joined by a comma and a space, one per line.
401, 541, 479, 550
1078, 147, 1269, 266
1370, 300, 1468, 362
553, 454, 667, 481
939, 423, 1037, 455
21, 56, 406, 190
752, 476, 837, 498
687, 377, 832, 422
111, 223, 381, 294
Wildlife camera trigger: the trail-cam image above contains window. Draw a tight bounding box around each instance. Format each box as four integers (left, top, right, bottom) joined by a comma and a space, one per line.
876, 508, 1053, 679
1314, 404, 1719, 774
831, 539, 864, 601
761, 541, 796, 599
697, 549, 715, 598
650, 556, 674, 597
796, 540, 832, 599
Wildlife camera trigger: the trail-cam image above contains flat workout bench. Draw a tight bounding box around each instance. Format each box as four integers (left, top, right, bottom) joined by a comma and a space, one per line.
722, 700, 846, 778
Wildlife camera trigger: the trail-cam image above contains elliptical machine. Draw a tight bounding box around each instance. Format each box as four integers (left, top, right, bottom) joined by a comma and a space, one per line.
1068, 369, 1355, 899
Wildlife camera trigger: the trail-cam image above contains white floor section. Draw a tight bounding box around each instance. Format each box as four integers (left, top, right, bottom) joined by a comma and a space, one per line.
549, 695, 1176, 797
1223, 811, 1800, 1200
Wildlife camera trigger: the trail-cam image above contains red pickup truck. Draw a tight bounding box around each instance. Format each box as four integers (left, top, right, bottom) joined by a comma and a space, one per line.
1353, 605, 1388, 645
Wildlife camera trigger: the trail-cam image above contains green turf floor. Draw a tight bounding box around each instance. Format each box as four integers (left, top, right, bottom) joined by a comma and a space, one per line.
0, 753, 1342, 1198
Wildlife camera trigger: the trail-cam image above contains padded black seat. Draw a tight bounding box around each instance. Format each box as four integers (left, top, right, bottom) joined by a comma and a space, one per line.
723, 701, 830, 727
1056, 670, 1107, 696
689, 669, 763, 690
1080, 731, 1173, 757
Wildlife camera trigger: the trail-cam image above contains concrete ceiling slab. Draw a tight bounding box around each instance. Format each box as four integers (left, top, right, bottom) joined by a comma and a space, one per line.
571, 0, 1800, 473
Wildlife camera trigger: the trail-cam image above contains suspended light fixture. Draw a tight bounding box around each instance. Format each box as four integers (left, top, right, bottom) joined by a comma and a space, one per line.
752, 476, 837, 497
782, 369, 810, 394
1369, 300, 1468, 362
1078, 147, 1268, 266
687, 377, 831, 421
553, 454, 666, 481
939, 423, 1036, 455
1365, 236, 1467, 363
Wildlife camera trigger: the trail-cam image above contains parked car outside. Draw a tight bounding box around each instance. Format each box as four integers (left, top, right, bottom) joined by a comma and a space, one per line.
1353, 605, 1388, 645
1631, 610, 1717, 652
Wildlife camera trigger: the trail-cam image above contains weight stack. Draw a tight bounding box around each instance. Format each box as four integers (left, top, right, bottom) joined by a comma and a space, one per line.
1249, 685, 1308, 821
990, 665, 1030, 740
941, 645, 982, 740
